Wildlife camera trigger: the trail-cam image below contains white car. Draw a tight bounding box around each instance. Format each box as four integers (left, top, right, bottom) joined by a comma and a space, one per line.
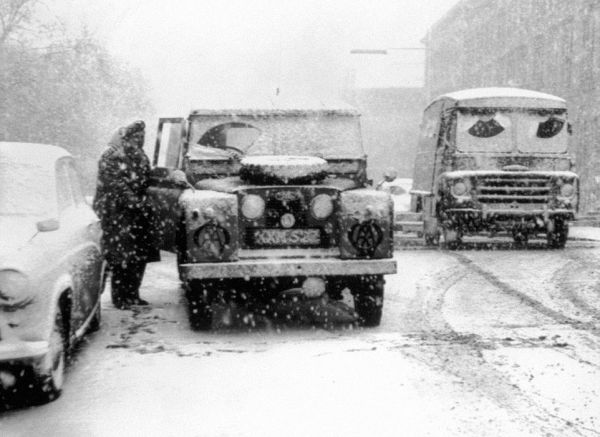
378, 178, 413, 230
0, 142, 104, 405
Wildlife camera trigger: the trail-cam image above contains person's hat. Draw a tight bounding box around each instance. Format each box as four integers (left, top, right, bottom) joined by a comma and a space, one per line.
121, 120, 145, 139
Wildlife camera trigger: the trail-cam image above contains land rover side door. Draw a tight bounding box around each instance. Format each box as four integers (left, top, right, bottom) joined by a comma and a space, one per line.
148, 117, 187, 252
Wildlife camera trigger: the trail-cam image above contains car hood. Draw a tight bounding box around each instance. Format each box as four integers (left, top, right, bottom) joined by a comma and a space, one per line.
0, 216, 37, 262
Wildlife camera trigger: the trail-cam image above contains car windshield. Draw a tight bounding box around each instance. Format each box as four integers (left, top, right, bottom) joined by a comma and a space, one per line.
456, 109, 568, 153
0, 161, 56, 216
188, 114, 363, 159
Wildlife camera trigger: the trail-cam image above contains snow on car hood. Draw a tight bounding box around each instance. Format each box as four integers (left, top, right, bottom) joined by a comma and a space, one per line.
0, 216, 38, 262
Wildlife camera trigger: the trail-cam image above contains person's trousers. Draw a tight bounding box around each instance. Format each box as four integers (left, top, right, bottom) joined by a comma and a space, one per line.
110, 261, 146, 305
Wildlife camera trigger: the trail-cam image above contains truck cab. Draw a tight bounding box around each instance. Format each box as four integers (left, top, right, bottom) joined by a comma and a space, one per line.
411, 87, 578, 248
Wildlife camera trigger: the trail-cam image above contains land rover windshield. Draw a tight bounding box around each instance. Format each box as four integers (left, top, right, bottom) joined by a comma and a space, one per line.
456, 108, 568, 154
188, 114, 364, 159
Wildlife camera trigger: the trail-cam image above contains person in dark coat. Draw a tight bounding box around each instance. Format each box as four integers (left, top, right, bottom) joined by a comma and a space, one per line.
93, 120, 161, 309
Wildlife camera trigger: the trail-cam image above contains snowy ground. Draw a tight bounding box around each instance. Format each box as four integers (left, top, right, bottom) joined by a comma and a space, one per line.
1, 229, 600, 436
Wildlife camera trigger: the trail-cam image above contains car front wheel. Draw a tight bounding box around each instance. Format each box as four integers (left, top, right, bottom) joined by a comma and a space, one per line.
33, 311, 67, 403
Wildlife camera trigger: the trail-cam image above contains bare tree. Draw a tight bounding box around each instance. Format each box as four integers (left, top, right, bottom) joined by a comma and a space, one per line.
0, 0, 37, 47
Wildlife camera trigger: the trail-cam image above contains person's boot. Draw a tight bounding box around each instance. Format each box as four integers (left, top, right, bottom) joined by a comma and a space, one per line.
111, 283, 131, 309
130, 297, 149, 306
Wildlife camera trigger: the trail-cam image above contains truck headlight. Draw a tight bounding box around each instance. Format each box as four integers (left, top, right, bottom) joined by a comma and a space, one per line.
241, 194, 265, 219
451, 180, 468, 197
560, 183, 575, 198
310, 194, 334, 219
0, 270, 33, 309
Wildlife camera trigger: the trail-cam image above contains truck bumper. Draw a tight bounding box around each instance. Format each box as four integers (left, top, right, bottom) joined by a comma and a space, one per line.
180, 255, 397, 280
446, 208, 575, 220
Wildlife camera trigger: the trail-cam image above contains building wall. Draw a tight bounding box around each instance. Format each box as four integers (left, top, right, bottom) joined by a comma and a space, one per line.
344, 87, 424, 185
425, 0, 600, 212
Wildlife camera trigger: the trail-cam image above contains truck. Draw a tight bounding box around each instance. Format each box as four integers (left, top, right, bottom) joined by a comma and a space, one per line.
409, 87, 579, 249
147, 98, 397, 329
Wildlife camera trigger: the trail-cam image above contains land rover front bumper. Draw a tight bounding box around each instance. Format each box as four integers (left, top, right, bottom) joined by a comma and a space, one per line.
179, 249, 397, 280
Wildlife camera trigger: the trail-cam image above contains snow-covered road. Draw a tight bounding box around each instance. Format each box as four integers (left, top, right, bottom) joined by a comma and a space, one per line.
1, 236, 599, 437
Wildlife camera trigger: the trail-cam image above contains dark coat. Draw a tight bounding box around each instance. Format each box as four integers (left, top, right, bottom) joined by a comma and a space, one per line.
93, 133, 160, 267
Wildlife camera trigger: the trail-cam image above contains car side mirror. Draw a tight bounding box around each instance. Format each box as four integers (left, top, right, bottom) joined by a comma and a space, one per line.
36, 218, 60, 232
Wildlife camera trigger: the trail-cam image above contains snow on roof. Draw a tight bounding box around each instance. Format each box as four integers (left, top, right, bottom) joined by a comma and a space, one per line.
431, 87, 566, 109
0, 142, 70, 168
188, 93, 359, 117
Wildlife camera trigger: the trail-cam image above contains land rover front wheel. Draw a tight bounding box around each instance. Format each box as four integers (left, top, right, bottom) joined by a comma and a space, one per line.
547, 219, 568, 249
186, 279, 215, 331
350, 275, 384, 327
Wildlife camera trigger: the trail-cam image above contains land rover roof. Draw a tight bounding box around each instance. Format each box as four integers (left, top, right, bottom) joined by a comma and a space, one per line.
428, 87, 566, 110
188, 94, 360, 117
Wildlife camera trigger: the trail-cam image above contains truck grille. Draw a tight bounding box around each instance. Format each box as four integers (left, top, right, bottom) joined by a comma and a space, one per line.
475, 175, 551, 204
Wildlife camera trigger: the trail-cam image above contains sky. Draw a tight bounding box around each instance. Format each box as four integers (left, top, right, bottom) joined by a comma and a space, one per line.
50, 0, 459, 113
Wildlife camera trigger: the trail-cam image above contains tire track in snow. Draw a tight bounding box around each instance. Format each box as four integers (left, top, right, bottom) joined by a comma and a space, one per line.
553, 250, 600, 322
449, 252, 598, 333
396, 261, 581, 435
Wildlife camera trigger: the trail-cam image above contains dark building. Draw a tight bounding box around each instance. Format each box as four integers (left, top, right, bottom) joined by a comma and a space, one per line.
344, 87, 424, 184
424, 0, 600, 213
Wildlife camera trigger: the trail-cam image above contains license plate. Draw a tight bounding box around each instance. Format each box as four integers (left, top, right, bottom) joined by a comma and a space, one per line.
250, 228, 321, 247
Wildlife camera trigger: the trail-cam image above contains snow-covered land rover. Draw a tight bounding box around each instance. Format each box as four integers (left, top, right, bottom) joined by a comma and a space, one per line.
148, 100, 396, 329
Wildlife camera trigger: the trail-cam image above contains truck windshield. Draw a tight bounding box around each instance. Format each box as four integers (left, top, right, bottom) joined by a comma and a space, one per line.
457, 109, 568, 154
188, 114, 364, 159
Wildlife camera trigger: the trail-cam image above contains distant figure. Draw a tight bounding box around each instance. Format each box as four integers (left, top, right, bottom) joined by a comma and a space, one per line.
376, 167, 398, 191
93, 120, 160, 309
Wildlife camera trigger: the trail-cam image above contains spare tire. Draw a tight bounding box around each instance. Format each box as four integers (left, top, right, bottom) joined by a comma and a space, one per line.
240, 155, 328, 185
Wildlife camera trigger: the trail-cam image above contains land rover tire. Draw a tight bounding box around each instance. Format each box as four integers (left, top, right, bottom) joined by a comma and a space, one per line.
186, 279, 215, 331
350, 275, 384, 327
547, 219, 568, 249
175, 215, 187, 282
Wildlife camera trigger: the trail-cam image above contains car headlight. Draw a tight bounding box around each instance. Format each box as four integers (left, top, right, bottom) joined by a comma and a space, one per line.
310, 194, 334, 219
241, 194, 265, 219
560, 183, 575, 198
451, 180, 468, 197
0, 270, 33, 309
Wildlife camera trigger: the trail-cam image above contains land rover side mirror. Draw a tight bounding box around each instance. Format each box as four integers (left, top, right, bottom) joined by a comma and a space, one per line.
169, 169, 192, 189
36, 218, 60, 232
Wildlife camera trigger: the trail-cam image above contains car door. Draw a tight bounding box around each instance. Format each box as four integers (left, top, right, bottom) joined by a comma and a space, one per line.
54, 158, 103, 333
148, 118, 187, 253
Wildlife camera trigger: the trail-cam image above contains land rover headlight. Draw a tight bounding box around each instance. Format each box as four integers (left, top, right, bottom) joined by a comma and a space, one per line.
310, 194, 334, 219
0, 270, 33, 309
560, 183, 575, 198
451, 180, 468, 197
241, 194, 265, 219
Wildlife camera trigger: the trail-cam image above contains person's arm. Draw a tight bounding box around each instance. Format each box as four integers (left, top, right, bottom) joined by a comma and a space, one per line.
100, 155, 142, 208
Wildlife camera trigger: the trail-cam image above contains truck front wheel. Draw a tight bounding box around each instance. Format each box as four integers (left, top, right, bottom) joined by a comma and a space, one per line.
547, 219, 568, 249
442, 227, 462, 250
349, 275, 384, 327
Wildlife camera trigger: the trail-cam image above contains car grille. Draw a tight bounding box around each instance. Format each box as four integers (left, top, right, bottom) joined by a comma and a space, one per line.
240, 188, 337, 249
475, 174, 551, 204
